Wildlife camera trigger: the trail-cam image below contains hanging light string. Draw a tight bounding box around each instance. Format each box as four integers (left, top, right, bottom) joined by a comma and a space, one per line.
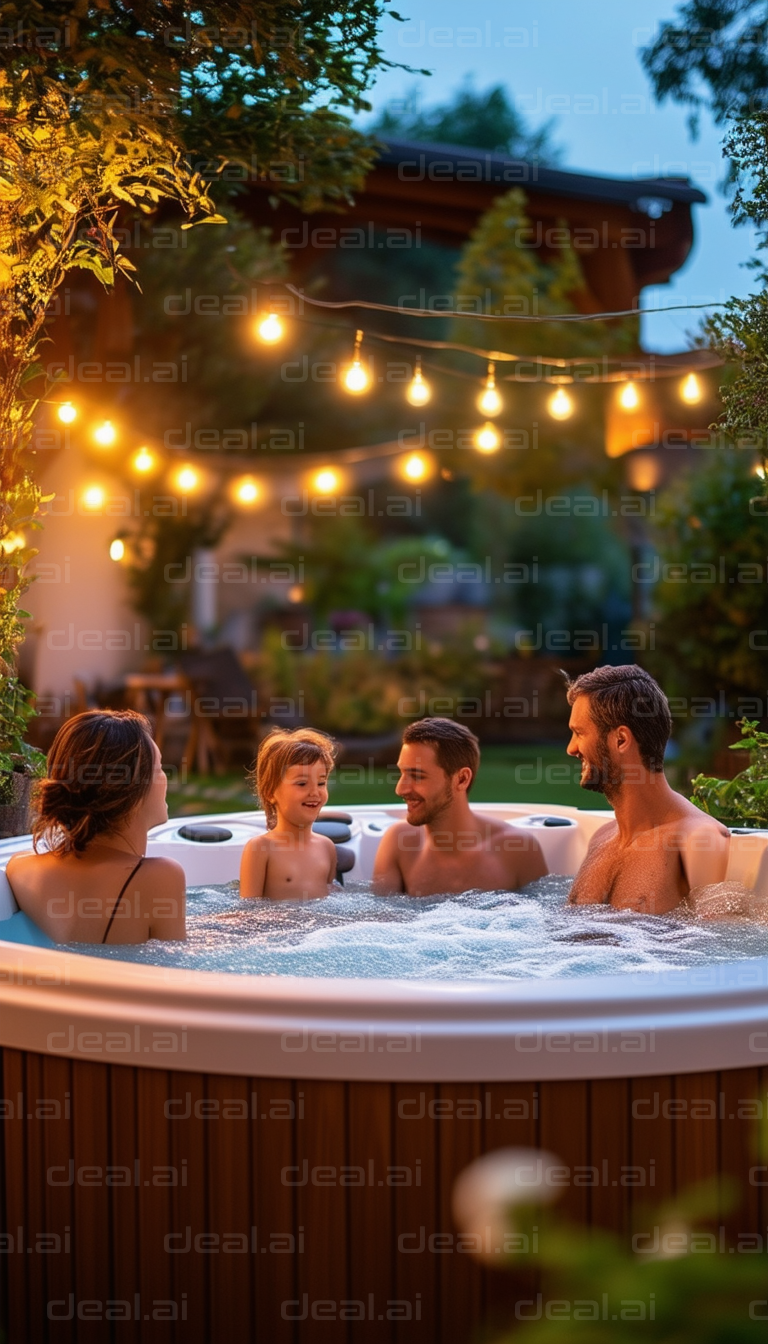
270, 307, 722, 383
283, 283, 726, 324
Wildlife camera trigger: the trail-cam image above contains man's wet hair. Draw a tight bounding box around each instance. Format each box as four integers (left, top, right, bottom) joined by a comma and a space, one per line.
562, 664, 672, 772
402, 717, 481, 790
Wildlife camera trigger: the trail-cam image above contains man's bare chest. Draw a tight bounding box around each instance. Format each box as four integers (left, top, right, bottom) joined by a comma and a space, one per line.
571, 833, 683, 907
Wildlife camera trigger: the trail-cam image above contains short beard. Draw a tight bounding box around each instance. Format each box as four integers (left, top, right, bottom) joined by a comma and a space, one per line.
407, 779, 455, 826
580, 735, 623, 800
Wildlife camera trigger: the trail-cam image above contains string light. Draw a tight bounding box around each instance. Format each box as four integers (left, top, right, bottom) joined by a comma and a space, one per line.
477, 362, 503, 417
57, 402, 77, 424
256, 312, 285, 344
93, 420, 117, 447
406, 357, 431, 407
618, 380, 639, 411
680, 372, 702, 404
401, 453, 430, 482
547, 387, 574, 420
313, 468, 340, 494
175, 466, 199, 493
474, 422, 501, 453
233, 476, 260, 505
82, 485, 105, 510
132, 447, 156, 474
342, 330, 371, 395
109, 538, 125, 562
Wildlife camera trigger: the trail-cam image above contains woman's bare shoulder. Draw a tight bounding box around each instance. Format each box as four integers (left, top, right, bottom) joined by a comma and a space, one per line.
140, 855, 186, 884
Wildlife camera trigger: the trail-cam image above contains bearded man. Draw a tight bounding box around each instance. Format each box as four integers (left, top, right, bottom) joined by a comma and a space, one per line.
372, 718, 546, 897
565, 664, 729, 914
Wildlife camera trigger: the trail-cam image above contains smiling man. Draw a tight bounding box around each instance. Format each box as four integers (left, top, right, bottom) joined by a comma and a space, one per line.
565, 665, 729, 914
372, 718, 546, 897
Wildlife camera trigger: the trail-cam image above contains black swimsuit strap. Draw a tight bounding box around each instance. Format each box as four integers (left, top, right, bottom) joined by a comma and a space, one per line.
102, 857, 144, 945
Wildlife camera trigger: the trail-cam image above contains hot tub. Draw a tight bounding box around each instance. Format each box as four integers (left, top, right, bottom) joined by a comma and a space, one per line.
0, 803, 766, 1342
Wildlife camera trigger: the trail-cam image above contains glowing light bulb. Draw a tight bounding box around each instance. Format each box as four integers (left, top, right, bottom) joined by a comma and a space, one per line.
82, 485, 105, 510
109, 538, 125, 562
93, 420, 116, 447
57, 402, 77, 424
343, 360, 370, 394
547, 387, 574, 420
256, 312, 284, 344
402, 453, 428, 482
477, 363, 503, 417
618, 381, 639, 411
132, 447, 155, 474
313, 468, 339, 494
474, 422, 501, 453
234, 476, 260, 505
342, 329, 370, 395
406, 362, 431, 407
176, 466, 199, 492
1, 531, 25, 556
681, 372, 702, 404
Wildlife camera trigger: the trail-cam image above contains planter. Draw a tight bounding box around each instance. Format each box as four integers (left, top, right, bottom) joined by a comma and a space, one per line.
0, 771, 34, 839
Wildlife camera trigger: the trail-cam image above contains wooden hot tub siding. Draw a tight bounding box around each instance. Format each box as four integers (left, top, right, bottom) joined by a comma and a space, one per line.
1, 1050, 766, 1343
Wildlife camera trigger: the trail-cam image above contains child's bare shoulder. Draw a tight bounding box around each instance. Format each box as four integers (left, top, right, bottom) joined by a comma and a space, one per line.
243, 830, 273, 853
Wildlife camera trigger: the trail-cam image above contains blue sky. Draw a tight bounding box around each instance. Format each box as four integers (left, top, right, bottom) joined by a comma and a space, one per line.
363, 0, 758, 352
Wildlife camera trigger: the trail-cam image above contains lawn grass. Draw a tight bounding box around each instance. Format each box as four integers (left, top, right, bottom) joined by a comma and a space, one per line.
166, 743, 612, 817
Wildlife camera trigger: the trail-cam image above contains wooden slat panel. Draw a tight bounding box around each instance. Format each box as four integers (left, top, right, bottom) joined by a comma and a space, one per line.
205, 1074, 253, 1343
109, 1063, 141, 1344
136, 1068, 175, 1344
393, 1083, 436, 1344
22, 1049, 48, 1344
347, 1081, 394, 1344
295, 1079, 348, 1344
481, 1083, 538, 1341
589, 1078, 631, 1234
436, 1083, 483, 1344
167, 1071, 207, 1344
3, 1049, 29, 1344
629, 1074, 675, 1231
719, 1067, 761, 1248
538, 1081, 589, 1224
41, 1055, 76, 1344
674, 1072, 719, 1195
252, 1078, 297, 1344
1, 1051, 767, 1344
72, 1059, 111, 1342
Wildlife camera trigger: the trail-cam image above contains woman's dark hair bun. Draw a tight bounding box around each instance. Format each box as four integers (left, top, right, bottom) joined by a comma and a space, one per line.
33, 710, 156, 855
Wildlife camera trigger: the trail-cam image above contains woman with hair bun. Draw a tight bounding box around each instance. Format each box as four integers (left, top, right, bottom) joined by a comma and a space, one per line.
6, 710, 186, 943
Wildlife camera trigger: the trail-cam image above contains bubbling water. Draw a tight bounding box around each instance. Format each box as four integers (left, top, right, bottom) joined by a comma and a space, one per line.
67, 877, 768, 980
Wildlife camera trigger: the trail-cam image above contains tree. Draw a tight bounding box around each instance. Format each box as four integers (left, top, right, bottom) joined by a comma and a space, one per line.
0, 0, 400, 778
371, 80, 561, 160
640, 0, 768, 133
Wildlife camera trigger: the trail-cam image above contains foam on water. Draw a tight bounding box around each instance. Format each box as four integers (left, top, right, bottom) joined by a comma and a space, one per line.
66, 877, 768, 980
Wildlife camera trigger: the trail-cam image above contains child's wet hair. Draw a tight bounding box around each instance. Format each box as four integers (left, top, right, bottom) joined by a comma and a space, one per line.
250, 728, 337, 829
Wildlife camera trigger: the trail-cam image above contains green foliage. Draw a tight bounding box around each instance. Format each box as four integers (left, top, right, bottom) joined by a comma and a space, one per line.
371, 80, 561, 160
640, 1, 768, 133
252, 630, 490, 736
496, 1178, 766, 1342
250, 513, 462, 626
647, 452, 768, 703
691, 717, 768, 825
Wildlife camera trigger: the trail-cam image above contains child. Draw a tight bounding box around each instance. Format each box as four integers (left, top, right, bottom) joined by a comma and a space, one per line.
240, 727, 338, 900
